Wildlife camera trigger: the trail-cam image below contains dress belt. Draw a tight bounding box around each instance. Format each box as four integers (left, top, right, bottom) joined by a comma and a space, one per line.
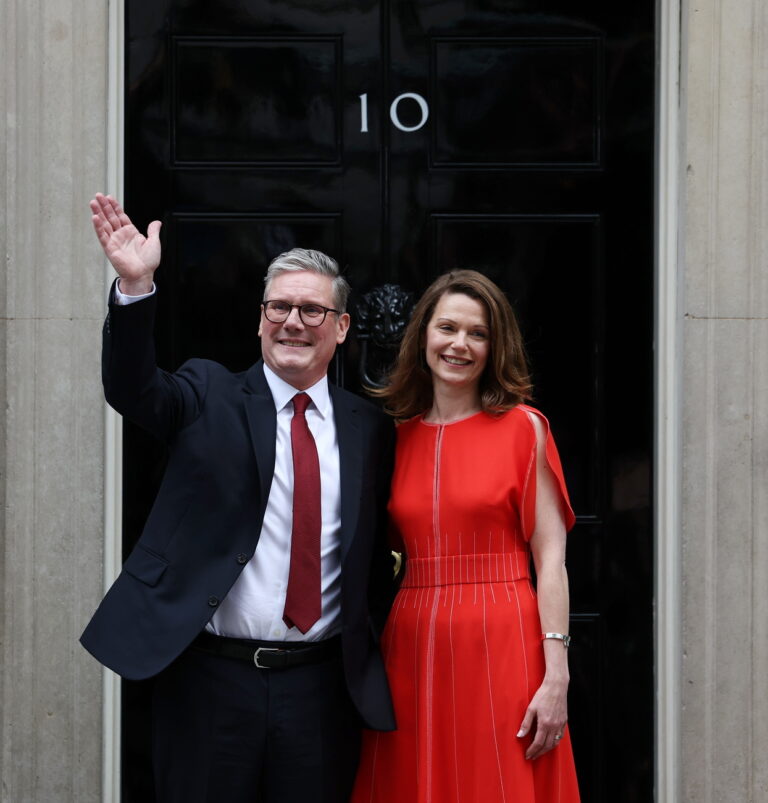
190, 631, 341, 669
400, 553, 531, 588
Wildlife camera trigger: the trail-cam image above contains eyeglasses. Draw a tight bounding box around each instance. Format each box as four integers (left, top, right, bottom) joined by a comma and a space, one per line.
262, 299, 341, 327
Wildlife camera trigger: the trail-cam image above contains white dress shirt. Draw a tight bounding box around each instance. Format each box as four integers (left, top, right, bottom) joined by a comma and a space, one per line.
115, 281, 344, 642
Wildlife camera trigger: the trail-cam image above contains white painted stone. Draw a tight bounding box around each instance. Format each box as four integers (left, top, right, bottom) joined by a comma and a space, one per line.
1, 0, 109, 800
681, 317, 768, 802
685, 0, 768, 320
751, 321, 768, 802
681, 1, 768, 799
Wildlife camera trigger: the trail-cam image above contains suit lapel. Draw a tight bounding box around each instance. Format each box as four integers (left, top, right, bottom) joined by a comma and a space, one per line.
331, 384, 363, 563
243, 361, 277, 507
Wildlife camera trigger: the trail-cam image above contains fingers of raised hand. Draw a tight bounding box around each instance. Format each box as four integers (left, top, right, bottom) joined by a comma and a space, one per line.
89, 195, 162, 282
91, 195, 142, 246
146, 220, 163, 241
93, 220, 111, 249
101, 195, 124, 232
90, 196, 116, 240
90, 193, 129, 233
90, 201, 110, 236
114, 200, 132, 229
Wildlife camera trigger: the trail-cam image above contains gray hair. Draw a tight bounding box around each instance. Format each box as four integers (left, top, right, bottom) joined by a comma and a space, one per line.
264, 248, 350, 312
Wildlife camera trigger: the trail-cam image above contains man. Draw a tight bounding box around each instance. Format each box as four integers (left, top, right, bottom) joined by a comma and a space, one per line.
82, 193, 396, 802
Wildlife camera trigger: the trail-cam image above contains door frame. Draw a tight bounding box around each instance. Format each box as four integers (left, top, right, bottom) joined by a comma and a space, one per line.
103, 1, 125, 800
101, 0, 682, 798
654, 0, 682, 799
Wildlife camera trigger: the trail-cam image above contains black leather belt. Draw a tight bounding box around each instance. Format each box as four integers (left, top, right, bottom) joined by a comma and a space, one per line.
191, 630, 341, 669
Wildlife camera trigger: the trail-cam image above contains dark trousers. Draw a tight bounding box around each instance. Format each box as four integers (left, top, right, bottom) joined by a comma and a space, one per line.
151, 644, 361, 803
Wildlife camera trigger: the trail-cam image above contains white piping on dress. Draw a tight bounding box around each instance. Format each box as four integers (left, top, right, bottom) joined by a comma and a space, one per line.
482, 566, 508, 801
424, 424, 445, 803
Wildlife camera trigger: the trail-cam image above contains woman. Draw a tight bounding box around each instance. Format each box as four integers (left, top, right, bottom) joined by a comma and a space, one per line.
352, 271, 580, 802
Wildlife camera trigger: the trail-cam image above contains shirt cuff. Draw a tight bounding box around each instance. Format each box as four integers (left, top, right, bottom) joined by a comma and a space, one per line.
114, 279, 156, 305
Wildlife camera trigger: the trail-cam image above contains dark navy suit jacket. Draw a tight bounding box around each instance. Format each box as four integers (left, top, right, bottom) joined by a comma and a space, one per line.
81, 284, 396, 731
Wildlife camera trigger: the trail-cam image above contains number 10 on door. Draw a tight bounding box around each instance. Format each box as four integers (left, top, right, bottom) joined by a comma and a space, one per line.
359, 93, 430, 133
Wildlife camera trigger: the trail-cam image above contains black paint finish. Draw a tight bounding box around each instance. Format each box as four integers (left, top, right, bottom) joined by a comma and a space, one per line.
122, 2, 654, 800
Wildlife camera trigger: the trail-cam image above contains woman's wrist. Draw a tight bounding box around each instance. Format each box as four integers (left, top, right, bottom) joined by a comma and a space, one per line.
541, 639, 570, 683
541, 631, 571, 648
542, 667, 570, 687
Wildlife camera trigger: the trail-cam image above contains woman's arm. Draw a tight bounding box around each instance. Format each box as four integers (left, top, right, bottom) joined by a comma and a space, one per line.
516, 411, 571, 760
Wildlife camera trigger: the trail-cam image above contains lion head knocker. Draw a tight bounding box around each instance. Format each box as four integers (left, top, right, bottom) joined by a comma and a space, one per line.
354, 284, 415, 388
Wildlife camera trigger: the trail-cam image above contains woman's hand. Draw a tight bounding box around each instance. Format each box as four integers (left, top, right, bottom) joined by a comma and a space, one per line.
517, 675, 569, 760
90, 193, 161, 295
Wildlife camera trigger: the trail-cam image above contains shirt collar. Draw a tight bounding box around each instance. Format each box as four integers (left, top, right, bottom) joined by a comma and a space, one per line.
262, 363, 331, 419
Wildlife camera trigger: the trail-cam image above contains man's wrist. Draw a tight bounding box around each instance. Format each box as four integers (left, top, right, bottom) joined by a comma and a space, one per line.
115, 278, 156, 305
117, 277, 154, 295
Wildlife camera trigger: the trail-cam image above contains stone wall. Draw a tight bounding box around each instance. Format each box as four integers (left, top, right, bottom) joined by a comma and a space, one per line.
681, 0, 768, 800
0, 0, 109, 800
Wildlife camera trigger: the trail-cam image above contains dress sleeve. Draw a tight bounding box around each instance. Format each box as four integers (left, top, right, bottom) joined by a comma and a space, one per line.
520, 406, 576, 540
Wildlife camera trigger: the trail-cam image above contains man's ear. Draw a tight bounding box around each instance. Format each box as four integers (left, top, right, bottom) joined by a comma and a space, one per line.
336, 312, 351, 344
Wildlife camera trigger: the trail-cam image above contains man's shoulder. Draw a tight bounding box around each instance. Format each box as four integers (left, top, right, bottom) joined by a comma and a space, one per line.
176, 357, 230, 378
331, 384, 391, 424
174, 357, 260, 391
331, 384, 381, 411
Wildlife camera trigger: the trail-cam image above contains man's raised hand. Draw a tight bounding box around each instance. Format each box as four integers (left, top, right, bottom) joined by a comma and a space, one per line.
90, 193, 161, 295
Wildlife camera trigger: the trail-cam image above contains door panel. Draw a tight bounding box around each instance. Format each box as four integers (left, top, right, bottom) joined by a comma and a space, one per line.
433, 37, 601, 167
122, 2, 654, 800
173, 37, 343, 164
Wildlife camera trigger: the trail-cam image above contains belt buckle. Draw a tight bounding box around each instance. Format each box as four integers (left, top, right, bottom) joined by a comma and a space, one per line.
253, 646, 281, 669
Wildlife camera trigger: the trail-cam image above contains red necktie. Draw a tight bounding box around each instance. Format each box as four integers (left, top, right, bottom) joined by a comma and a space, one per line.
283, 393, 322, 633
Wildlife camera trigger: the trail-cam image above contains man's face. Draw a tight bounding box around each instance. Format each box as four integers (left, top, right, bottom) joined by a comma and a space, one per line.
258, 271, 350, 390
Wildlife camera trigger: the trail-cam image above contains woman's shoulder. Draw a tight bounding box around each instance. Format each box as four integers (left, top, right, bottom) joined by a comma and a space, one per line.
395, 413, 425, 433
492, 403, 544, 428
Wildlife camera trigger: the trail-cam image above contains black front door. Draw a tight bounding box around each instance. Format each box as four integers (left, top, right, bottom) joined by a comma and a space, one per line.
122, 2, 654, 800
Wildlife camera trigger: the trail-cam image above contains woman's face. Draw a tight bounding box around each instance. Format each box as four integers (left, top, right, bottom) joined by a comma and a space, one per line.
424, 292, 490, 394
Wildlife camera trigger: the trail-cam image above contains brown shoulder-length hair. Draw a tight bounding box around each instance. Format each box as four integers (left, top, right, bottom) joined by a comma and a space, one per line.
373, 270, 532, 420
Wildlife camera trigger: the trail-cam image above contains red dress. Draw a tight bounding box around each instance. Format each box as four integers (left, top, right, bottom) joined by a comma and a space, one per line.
352, 406, 580, 803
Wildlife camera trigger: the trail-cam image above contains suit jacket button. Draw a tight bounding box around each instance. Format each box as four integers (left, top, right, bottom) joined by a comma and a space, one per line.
207, 596, 219, 607
236, 553, 248, 565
